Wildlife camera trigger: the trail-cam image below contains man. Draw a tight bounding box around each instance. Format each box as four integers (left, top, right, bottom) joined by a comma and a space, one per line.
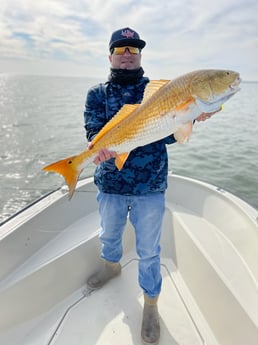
84, 27, 216, 345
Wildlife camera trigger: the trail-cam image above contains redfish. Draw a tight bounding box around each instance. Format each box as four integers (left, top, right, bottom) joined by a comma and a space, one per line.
43, 69, 241, 198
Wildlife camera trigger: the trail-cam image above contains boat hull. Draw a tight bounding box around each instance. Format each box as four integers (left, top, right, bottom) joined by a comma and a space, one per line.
0, 174, 257, 345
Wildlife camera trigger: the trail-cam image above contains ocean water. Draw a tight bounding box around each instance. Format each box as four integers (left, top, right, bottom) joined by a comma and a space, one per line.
0, 74, 257, 223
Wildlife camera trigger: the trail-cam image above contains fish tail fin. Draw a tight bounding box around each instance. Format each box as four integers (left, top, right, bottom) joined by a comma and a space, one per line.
43, 155, 83, 199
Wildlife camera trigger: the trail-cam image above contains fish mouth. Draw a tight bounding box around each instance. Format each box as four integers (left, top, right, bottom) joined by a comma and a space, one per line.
230, 75, 241, 93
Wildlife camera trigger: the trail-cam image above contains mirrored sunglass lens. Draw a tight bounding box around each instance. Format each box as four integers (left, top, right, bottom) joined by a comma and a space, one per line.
128, 47, 140, 54
113, 47, 140, 55
113, 47, 124, 54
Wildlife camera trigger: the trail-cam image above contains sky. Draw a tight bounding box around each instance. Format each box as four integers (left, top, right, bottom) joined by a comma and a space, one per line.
1, 0, 258, 81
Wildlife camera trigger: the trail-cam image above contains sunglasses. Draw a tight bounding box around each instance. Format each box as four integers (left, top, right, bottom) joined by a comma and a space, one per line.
112, 46, 141, 55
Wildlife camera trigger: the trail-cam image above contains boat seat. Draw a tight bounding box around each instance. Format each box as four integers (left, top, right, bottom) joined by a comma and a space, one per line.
0, 211, 101, 290
164, 202, 258, 345
0, 210, 104, 332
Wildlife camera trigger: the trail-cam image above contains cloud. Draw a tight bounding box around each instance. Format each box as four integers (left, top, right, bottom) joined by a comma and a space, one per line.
0, 0, 257, 80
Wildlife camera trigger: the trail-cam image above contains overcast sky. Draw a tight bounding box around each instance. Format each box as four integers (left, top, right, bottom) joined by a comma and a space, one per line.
1, 0, 257, 81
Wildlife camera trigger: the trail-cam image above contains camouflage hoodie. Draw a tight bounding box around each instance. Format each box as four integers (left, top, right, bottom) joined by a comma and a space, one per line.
84, 76, 176, 195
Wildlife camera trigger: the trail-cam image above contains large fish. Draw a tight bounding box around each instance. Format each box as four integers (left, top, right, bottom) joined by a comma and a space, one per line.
43, 69, 241, 198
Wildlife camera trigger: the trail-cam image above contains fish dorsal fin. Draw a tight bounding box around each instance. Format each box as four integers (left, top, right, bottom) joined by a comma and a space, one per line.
92, 104, 139, 145
141, 80, 170, 104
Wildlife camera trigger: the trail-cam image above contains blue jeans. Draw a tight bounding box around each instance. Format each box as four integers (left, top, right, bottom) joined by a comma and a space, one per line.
97, 191, 165, 298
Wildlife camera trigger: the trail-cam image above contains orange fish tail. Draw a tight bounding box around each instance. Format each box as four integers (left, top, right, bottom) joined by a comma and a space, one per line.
43, 155, 82, 199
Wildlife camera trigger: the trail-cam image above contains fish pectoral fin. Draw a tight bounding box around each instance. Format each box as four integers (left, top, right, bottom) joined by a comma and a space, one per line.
115, 152, 130, 171
174, 122, 193, 144
175, 97, 195, 111
142, 80, 170, 104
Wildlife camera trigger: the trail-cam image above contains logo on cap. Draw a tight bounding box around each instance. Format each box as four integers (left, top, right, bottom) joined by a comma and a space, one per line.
121, 29, 135, 39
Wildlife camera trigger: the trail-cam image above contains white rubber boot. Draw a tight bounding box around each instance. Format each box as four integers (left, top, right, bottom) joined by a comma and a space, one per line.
87, 260, 121, 290
141, 294, 160, 345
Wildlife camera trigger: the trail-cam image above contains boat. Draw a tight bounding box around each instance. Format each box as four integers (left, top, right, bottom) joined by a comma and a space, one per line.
0, 173, 257, 345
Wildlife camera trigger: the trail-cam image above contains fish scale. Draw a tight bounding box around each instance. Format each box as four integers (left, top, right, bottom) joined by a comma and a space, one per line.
43, 69, 241, 198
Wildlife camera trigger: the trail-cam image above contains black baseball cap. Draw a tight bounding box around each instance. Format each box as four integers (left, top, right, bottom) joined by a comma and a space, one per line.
109, 27, 146, 51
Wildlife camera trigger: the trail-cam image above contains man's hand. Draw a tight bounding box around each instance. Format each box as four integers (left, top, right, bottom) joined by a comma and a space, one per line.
196, 107, 222, 122
88, 142, 117, 165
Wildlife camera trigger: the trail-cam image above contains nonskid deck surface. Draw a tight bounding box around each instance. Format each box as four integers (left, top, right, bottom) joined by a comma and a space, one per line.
47, 260, 207, 345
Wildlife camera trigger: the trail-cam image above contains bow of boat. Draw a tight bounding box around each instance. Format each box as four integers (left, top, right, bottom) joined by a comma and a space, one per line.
0, 174, 257, 345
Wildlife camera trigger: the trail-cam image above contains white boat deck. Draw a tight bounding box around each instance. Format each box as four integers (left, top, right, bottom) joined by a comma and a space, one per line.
47, 261, 210, 345
0, 174, 257, 345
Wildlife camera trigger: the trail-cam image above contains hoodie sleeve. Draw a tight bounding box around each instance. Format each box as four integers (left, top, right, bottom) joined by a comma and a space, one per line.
84, 84, 107, 142
163, 134, 177, 144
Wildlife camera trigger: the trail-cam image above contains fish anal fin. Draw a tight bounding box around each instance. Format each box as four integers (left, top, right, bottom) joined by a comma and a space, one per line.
92, 104, 139, 145
142, 80, 170, 104
174, 122, 193, 144
115, 152, 130, 170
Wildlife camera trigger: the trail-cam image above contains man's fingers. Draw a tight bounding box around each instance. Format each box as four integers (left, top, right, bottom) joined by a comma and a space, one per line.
93, 148, 117, 165
196, 107, 222, 122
